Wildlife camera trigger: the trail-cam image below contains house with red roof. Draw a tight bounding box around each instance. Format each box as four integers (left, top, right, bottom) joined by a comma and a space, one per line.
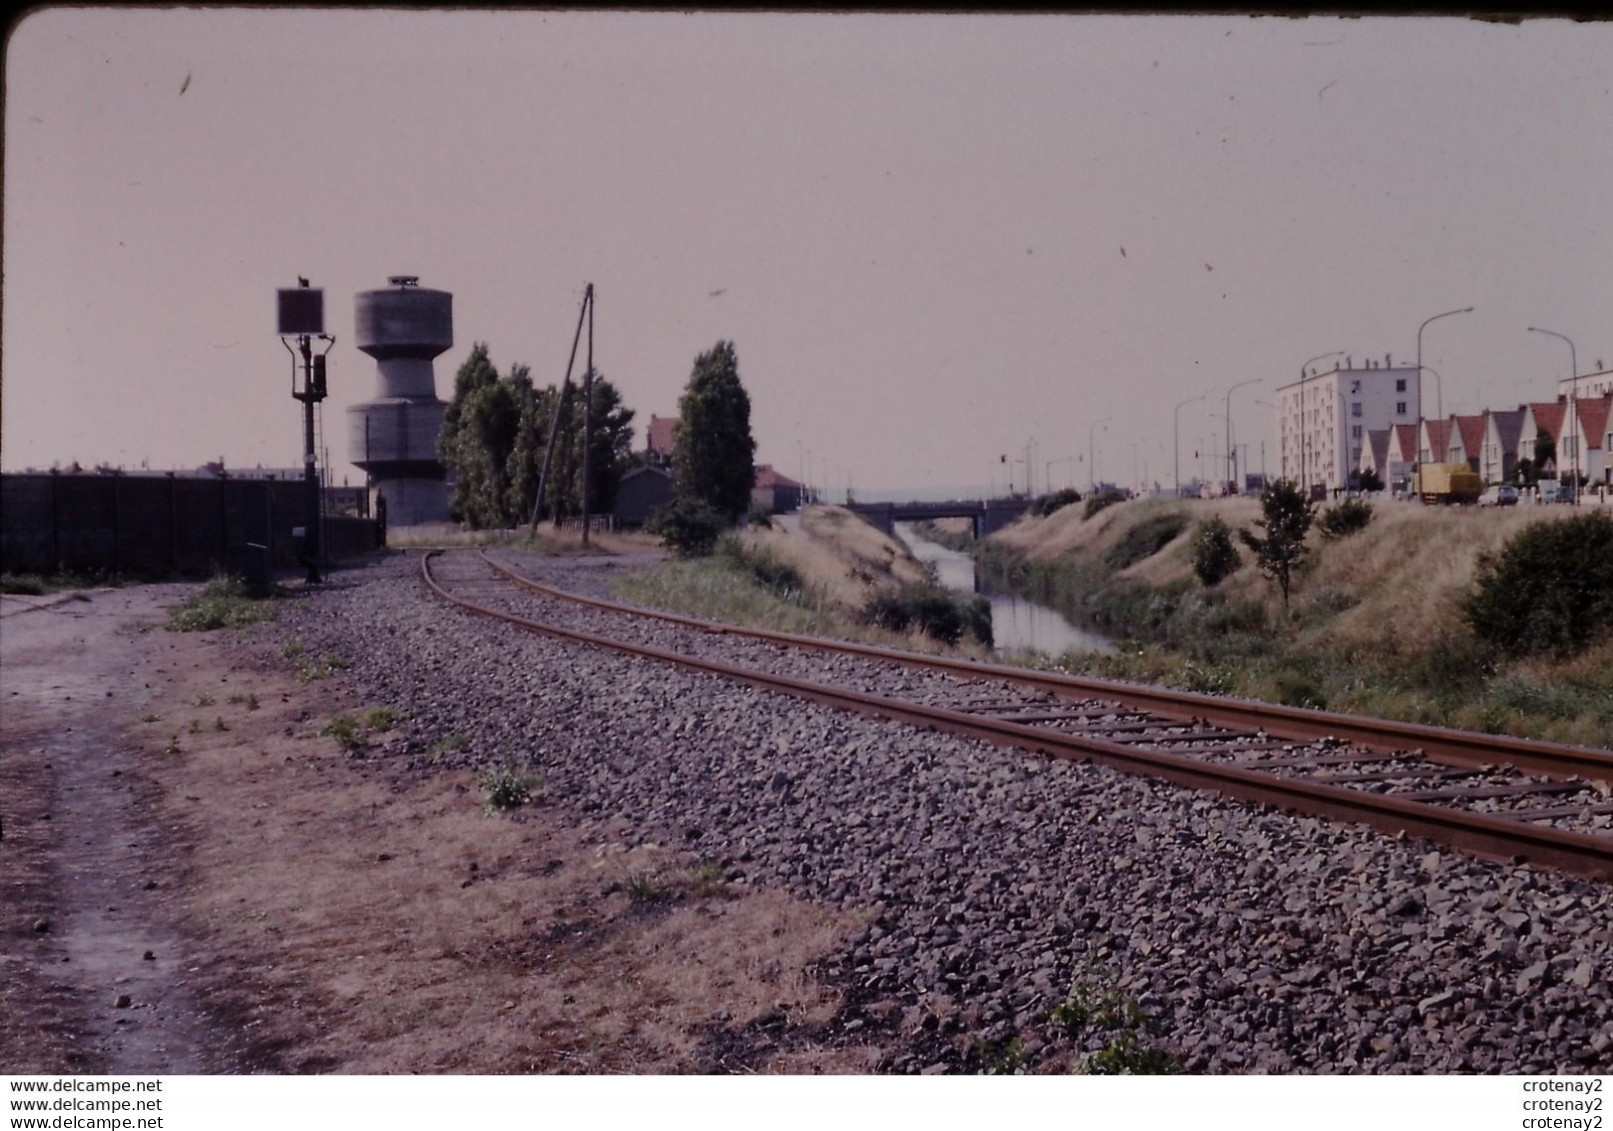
1517, 401, 1568, 477
1417, 418, 1454, 465
1480, 409, 1525, 485
751, 464, 803, 515
1567, 394, 1613, 486
1448, 414, 1488, 472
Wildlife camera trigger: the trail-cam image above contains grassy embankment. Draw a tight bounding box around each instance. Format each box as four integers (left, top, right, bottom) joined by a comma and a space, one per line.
614, 505, 992, 654
963, 495, 1610, 747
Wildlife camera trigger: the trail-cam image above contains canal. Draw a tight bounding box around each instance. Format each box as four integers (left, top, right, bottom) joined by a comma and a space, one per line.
893, 522, 1114, 657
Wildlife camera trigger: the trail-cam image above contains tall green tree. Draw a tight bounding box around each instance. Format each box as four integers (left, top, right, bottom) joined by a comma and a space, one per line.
1239, 479, 1315, 609
672, 340, 756, 522
507, 372, 635, 523
441, 343, 521, 527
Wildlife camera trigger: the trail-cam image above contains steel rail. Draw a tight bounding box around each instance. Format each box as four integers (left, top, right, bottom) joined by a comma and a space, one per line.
425, 552, 1613, 880
474, 551, 1613, 781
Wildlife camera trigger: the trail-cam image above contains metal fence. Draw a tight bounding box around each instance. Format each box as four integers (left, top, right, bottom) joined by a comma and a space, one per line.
1, 472, 382, 578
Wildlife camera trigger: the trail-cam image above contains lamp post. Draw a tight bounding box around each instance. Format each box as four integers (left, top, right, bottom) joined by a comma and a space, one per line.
1298, 351, 1345, 493
1088, 417, 1111, 493
1412, 365, 1443, 464
1528, 326, 1578, 501
1417, 307, 1473, 429
1223, 377, 1262, 492
1174, 393, 1206, 496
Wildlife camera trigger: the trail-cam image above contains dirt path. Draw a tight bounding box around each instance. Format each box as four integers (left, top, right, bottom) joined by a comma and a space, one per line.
2, 582, 883, 1074
2, 587, 223, 1072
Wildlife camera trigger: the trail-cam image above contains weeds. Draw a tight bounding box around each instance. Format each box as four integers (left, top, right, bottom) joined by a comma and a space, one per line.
167, 577, 278, 632
296, 654, 348, 683
227, 692, 261, 712
0, 573, 46, 596
280, 639, 305, 660
320, 715, 362, 750
620, 871, 671, 904
479, 762, 539, 813
361, 707, 397, 732
971, 1036, 1031, 1076
141, 713, 160, 724
213, 716, 229, 732
428, 734, 469, 760
193, 692, 215, 707
686, 861, 728, 898
1050, 962, 1178, 1076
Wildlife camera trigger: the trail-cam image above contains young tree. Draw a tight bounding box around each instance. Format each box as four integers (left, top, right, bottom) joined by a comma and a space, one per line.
1239, 479, 1315, 608
672, 340, 756, 522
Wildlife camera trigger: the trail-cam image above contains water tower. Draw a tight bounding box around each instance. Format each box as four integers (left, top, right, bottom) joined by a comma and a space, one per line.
347, 276, 453, 525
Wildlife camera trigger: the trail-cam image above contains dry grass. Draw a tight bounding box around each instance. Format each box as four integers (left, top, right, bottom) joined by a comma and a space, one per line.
749, 505, 930, 609
137, 627, 881, 1073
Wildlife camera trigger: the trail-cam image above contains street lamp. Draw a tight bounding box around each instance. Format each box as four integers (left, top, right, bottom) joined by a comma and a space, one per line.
1413, 365, 1443, 462
1224, 377, 1263, 492
1528, 326, 1578, 500
1088, 417, 1111, 493
1298, 351, 1346, 493
1173, 393, 1206, 496
1417, 307, 1473, 428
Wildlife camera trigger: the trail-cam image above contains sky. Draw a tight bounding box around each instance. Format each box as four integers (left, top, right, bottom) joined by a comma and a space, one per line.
4, 9, 1611, 502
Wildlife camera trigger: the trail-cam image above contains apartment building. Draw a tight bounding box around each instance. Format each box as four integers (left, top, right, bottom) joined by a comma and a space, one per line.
1276, 359, 1421, 493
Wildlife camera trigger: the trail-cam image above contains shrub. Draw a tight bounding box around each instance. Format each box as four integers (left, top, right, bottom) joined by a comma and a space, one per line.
859, 586, 992, 647
1463, 511, 1613, 658
645, 497, 727, 558
1083, 491, 1125, 520
1030, 488, 1082, 517
1105, 513, 1187, 571
1317, 498, 1374, 540
1191, 518, 1241, 586
1358, 468, 1385, 493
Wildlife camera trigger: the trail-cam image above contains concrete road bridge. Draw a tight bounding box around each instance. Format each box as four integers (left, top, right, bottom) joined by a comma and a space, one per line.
845, 498, 1030, 538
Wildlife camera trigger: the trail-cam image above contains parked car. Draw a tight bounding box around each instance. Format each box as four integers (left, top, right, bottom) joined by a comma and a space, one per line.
1546, 483, 1578, 504
1477, 484, 1519, 507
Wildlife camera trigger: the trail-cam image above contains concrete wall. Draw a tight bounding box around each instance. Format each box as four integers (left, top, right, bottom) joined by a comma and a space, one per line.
1, 473, 381, 577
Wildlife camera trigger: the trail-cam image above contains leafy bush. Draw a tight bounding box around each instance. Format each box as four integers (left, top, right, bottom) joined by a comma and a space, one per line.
860, 586, 992, 646
645, 497, 727, 558
1358, 468, 1385, 493
1317, 498, 1374, 540
1029, 488, 1082, 517
1191, 518, 1241, 586
1105, 513, 1187, 571
1463, 511, 1613, 658
1083, 490, 1125, 520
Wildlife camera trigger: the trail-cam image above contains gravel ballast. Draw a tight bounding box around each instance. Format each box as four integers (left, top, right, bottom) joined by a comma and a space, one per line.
258, 549, 1612, 1074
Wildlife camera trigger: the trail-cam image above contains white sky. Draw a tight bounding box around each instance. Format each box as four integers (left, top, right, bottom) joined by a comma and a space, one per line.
4, 9, 1610, 499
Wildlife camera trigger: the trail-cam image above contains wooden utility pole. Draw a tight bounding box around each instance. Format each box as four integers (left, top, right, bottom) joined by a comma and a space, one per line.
530, 284, 594, 537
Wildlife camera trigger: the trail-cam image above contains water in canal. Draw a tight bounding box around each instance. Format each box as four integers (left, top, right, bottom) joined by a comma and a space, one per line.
893, 522, 1115, 657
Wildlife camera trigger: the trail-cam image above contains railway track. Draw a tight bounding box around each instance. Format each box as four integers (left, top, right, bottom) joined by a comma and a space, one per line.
421, 549, 1613, 880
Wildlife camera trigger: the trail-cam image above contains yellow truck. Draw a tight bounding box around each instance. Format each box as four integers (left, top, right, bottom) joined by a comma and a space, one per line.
1412, 462, 1483, 505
